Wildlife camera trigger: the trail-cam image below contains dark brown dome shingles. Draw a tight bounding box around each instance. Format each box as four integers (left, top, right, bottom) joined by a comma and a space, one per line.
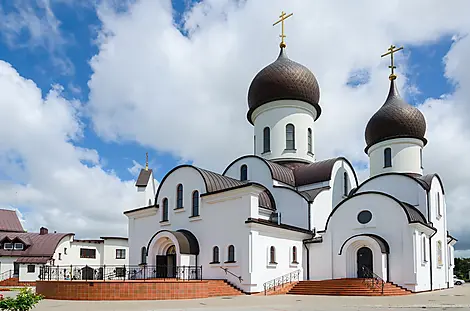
247, 48, 321, 124
365, 80, 427, 152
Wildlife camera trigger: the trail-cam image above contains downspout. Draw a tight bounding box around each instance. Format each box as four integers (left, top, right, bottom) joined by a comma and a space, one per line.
303, 242, 310, 280
427, 190, 433, 291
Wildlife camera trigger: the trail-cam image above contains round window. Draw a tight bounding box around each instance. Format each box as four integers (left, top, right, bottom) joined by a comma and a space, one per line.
357, 210, 372, 224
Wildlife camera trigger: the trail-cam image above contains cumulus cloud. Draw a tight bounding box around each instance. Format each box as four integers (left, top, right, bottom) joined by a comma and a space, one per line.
0, 60, 139, 238
86, 0, 470, 254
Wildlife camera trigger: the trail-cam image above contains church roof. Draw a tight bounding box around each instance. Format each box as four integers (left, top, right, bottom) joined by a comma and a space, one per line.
196, 168, 246, 193
0, 209, 24, 233
135, 169, 153, 187
247, 47, 321, 124
299, 186, 330, 202
364, 79, 427, 153
400, 201, 427, 224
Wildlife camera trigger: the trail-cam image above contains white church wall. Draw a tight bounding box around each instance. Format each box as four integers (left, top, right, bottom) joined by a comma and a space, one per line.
307, 240, 332, 280
223, 156, 273, 186
310, 190, 331, 232
136, 174, 157, 207
428, 178, 449, 290
330, 160, 357, 208
272, 187, 309, 229
127, 209, 158, 266
323, 193, 415, 288
355, 174, 427, 217
249, 227, 305, 293
368, 138, 424, 177
412, 228, 432, 292
251, 100, 317, 163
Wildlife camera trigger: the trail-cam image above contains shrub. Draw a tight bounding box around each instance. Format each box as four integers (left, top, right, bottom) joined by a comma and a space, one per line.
0, 288, 43, 311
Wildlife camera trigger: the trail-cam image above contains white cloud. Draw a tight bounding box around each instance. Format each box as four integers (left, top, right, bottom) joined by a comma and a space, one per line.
86, 0, 470, 251
0, 60, 139, 238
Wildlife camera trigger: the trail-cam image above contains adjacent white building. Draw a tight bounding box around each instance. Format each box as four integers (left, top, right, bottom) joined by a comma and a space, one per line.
125, 43, 457, 294
0, 209, 129, 282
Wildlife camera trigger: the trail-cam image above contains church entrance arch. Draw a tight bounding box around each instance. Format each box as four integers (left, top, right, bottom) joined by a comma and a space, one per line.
147, 229, 200, 279
357, 246, 373, 278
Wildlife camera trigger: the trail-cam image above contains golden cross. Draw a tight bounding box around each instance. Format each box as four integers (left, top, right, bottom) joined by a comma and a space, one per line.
145, 152, 149, 171
381, 44, 404, 80
273, 11, 293, 48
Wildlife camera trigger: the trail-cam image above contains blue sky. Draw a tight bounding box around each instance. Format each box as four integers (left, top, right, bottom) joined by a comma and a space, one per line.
0, 1, 455, 183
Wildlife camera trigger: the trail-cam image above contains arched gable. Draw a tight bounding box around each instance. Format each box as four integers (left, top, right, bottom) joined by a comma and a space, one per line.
421, 173, 446, 194
146, 229, 200, 255
324, 191, 433, 232
338, 233, 390, 255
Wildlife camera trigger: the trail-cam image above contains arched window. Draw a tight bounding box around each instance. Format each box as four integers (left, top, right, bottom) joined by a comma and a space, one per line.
286, 124, 295, 150
384, 148, 392, 168
436, 192, 442, 217
343, 172, 349, 196
263, 127, 271, 153
269, 246, 276, 264
162, 198, 169, 221
192, 190, 199, 217
307, 128, 312, 154
240, 164, 248, 181
176, 184, 183, 209
420, 148, 423, 169
292, 246, 298, 263
227, 245, 235, 262
212, 246, 219, 263
140, 246, 147, 265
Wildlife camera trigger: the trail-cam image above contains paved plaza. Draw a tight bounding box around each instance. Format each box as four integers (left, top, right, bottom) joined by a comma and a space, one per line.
1, 285, 469, 310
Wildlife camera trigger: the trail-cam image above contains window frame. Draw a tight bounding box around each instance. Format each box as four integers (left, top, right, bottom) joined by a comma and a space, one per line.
269, 246, 277, 264
27, 265, 35, 273
226, 245, 236, 263
285, 124, 295, 150
292, 246, 298, 264
3, 243, 13, 250
211, 246, 220, 264
13, 243, 23, 250
116, 249, 126, 259
263, 127, 271, 153
79, 248, 96, 259
343, 172, 349, 196
307, 128, 313, 154
161, 198, 169, 222
191, 190, 200, 217
240, 164, 248, 181
176, 184, 183, 209
384, 147, 392, 168
421, 234, 427, 264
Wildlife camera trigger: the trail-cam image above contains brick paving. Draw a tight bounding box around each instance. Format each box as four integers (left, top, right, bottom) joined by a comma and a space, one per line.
1, 284, 469, 310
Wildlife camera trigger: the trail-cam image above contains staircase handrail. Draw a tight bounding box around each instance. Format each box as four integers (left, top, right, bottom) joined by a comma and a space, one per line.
263, 269, 301, 295
361, 265, 385, 294
0, 270, 13, 281
219, 267, 242, 283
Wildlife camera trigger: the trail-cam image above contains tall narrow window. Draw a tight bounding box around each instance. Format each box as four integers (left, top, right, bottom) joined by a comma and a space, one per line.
343, 172, 349, 196
437, 192, 442, 217
176, 184, 183, 209
240, 164, 248, 181
269, 246, 276, 264
286, 124, 295, 150
437, 240, 443, 266
227, 245, 235, 262
422, 235, 427, 263
307, 128, 312, 154
162, 198, 169, 221
192, 190, 199, 217
141, 246, 147, 265
263, 127, 271, 153
384, 147, 392, 168
292, 246, 298, 263
212, 246, 219, 263
420, 148, 423, 169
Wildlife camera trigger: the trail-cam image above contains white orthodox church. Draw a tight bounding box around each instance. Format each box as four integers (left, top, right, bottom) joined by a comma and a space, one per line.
124, 33, 457, 293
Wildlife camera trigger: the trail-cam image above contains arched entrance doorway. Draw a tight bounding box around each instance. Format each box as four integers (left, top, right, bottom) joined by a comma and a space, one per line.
357, 246, 373, 278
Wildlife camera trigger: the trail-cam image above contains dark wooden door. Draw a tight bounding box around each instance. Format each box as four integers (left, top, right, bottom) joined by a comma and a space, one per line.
156, 255, 166, 278
167, 254, 176, 278
357, 247, 373, 278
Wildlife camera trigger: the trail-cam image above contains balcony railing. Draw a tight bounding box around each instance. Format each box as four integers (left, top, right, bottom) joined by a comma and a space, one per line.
38, 265, 202, 281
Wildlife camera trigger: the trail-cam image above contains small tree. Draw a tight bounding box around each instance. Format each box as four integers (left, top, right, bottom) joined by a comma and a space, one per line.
0, 288, 43, 311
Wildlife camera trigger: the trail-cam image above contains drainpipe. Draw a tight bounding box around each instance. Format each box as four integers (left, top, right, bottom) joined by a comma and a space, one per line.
303, 242, 310, 280
427, 191, 433, 291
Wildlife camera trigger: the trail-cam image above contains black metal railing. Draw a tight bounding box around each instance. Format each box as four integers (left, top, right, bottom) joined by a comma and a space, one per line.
360, 265, 385, 294
263, 269, 301, 295
219, 267, 243, 282
38, 265, 202, 281
0, 269, 13, 281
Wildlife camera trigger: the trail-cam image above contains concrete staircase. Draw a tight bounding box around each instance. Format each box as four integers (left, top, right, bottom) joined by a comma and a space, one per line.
207, 280, 245, 297
287, 278, 412, 296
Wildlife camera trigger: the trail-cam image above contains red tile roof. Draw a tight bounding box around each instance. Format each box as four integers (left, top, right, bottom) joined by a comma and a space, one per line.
0, 209, 24, 232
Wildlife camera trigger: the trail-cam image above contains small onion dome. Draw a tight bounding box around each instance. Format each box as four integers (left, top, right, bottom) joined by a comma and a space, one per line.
364, 79, 427, 153
247, 47, 321, 124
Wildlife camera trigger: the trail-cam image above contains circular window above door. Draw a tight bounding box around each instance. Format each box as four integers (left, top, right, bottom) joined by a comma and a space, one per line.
357, 210, 372, 224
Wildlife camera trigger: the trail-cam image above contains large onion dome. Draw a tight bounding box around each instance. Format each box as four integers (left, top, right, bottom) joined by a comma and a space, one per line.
247, 47, 321, 124
365, 78, 427, 153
